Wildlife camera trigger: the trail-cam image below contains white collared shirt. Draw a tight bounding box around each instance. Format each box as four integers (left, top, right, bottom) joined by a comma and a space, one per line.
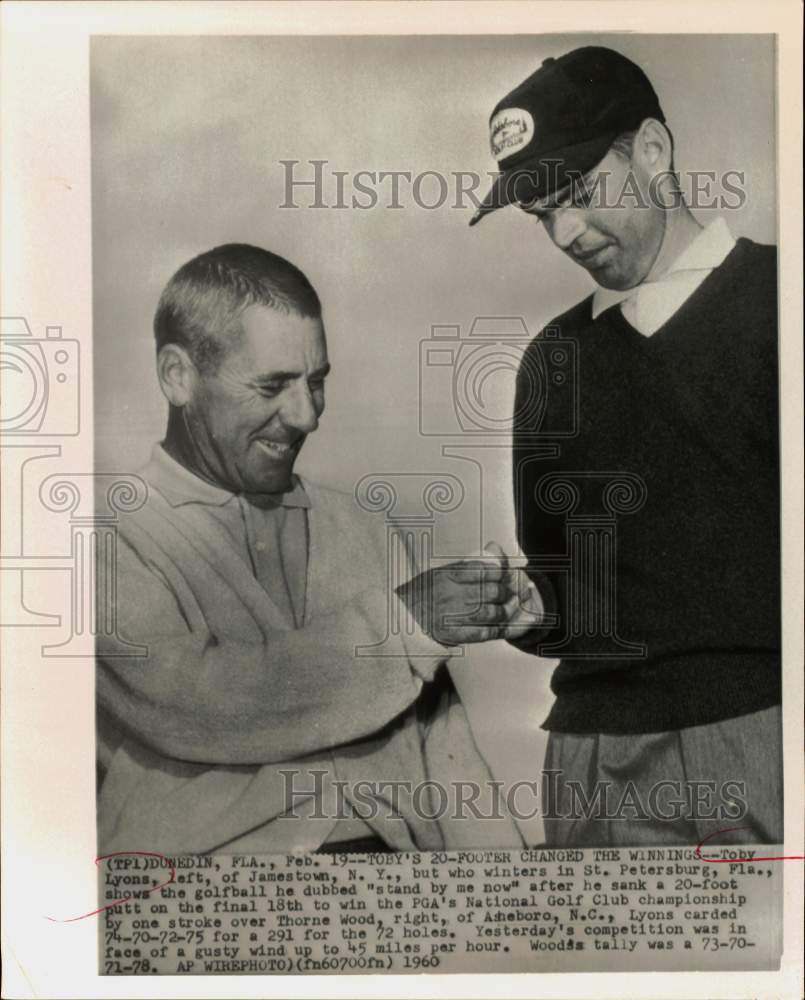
591, 217, 737, 336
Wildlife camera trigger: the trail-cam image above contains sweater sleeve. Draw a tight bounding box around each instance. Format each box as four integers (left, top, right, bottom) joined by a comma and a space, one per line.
97, 533, 441, 766
507, 331, 566, 654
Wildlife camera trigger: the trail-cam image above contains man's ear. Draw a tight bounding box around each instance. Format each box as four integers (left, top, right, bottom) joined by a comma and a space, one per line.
157, 343, 197, 407
633, 118, 673, 176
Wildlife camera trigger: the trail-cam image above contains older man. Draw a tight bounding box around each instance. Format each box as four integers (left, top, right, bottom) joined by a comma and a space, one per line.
471, 46, 781, 846
97, 243, 527, 855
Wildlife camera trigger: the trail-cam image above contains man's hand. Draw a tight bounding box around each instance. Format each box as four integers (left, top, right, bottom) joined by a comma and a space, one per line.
474, 541, 545, 641
396, 543, 520, 645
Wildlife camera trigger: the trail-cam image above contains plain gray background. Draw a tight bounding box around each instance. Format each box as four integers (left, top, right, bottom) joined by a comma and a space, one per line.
91, 34, 777, 828
92, 33, 776, 491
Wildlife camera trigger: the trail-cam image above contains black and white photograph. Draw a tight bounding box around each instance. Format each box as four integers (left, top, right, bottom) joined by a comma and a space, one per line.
92, 31, 781, 856
1, 3, 802, 997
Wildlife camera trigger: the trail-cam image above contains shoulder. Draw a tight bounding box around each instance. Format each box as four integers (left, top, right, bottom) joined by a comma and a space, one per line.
115, 468, 175, 540
729, 237, 777, 285
734, 236, 776, 262
113, 458, 211, 564
543, 294, 596, 335
713, 239, 778, 331
516, 295, 593, 392
299, 477, 355, 512
521, 295, 594, 360
113, 486, 196, 586
301, 477, 385, 537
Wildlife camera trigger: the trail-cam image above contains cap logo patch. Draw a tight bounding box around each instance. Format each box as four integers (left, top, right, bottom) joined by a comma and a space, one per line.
490, 107, 534, 161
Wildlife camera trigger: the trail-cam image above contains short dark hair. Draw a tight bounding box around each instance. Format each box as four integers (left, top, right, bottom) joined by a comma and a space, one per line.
609, 129, 638, 159
609, 120, 675, 167
154, 243, 322, 373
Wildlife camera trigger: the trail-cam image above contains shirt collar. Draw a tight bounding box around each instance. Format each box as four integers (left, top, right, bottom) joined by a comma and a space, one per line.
144, 444, 311, 509
591, 217, 736, 320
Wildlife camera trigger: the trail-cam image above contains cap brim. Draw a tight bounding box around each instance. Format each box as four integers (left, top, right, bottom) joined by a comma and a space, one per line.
469, 131, 620, 226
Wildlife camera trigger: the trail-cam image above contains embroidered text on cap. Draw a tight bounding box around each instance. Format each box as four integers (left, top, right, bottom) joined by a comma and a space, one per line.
490, 108, 534, 162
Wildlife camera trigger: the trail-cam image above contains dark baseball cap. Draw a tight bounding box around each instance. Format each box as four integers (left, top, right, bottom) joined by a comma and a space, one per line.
469, 46, 666, 226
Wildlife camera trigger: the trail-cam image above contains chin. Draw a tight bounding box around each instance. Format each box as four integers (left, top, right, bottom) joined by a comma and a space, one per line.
265, 473, 294, 494
249, 452, 299, 491
589, 263, 622, 288
245, 467, 293, 495
594, 269, 640, 292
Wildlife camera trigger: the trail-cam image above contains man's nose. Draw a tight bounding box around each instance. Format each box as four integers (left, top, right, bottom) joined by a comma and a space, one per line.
281, 381, 320, 434
546, 207, 587, 250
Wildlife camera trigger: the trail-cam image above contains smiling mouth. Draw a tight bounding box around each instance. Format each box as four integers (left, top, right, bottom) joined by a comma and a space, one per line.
255, 439, 301, 459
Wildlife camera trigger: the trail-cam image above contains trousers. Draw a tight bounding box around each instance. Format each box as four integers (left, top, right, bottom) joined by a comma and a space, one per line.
542, 705, 782, 847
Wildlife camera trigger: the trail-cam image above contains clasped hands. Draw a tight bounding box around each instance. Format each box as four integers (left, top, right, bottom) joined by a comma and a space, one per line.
396, 542, 543, 646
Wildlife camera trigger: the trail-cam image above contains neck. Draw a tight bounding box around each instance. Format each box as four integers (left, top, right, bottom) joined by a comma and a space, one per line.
162, 406, 223, 490
646, 203, 702, 282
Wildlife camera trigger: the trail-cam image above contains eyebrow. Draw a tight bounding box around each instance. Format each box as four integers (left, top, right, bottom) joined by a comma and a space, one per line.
521, 190, 567, 215
523, 171, 597, 214
251, 362, 332, 384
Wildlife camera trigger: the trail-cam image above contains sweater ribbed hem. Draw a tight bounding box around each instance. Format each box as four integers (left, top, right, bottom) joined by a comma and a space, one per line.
543, 651, 781, 734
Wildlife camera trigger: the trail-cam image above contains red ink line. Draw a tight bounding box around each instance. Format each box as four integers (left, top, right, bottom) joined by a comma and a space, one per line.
45, 851, 176, 923
695, 827, 804, 863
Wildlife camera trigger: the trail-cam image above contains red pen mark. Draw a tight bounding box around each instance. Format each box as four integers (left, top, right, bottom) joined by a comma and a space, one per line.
45, 851, 176, 923
695, 827, 804, 864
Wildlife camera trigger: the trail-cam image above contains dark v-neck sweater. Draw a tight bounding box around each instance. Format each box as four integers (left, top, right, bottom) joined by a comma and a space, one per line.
512, 238, 781, 734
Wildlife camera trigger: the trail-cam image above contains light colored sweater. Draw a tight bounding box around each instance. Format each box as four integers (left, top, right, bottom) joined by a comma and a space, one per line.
97, 453, 520, 854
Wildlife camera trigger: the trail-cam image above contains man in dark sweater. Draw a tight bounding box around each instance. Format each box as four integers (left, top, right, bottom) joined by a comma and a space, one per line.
471, 46, 781, 846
